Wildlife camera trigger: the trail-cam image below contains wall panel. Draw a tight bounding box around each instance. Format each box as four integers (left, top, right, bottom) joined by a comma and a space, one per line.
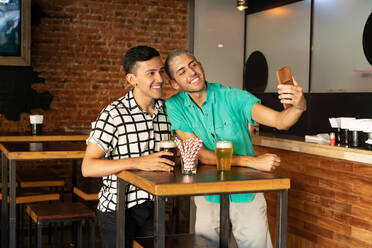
245, 0, 311, 93
194, 0, 245, 88
311, 0, 372, 92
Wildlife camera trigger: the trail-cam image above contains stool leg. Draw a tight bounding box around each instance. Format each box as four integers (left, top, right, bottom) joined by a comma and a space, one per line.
71, 222, 77, 246
48, 223, 52, 246
20, 205, 25, 248
77, 221, 82, 248
84, 220, 88, 248
37, 223, 42, 248
28, 215, 32, 248
60, 223, 64, 248
90, 219, 95, 248
16, 204, 20, 247
53, 223, 57, 248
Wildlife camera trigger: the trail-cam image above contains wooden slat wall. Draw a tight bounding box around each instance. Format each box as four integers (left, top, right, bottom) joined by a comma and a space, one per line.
254, 145, 372, 248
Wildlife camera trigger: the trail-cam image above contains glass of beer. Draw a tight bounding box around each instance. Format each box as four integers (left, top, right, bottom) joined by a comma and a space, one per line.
215, 140, 233, 171
159, 140, 178, 163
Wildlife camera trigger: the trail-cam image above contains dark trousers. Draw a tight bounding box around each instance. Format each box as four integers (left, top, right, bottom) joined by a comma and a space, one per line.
97, 201, 154, 248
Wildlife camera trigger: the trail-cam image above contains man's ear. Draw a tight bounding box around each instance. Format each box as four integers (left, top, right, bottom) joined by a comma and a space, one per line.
170, 79, 180, 90
126, 73, 137, 87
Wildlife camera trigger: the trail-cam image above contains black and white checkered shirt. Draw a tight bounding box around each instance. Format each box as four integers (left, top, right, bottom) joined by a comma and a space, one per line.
87, 90, 171, 212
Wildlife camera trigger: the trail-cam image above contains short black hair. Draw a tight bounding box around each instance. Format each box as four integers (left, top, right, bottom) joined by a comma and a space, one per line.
123, 46, 160, 74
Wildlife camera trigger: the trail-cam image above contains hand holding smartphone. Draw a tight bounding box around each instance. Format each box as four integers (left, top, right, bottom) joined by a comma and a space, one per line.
276, 66, 294, 109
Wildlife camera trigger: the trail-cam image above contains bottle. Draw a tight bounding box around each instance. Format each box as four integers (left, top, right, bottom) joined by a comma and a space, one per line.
330, 132, 335, 146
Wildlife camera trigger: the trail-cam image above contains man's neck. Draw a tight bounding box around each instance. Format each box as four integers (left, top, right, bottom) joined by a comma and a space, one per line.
132, 89, 155, 115
187, 84, 207, 109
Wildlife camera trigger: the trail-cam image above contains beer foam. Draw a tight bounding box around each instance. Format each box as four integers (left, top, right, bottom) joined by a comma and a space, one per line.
216, 141, 232, 148
159, 140, 177, 148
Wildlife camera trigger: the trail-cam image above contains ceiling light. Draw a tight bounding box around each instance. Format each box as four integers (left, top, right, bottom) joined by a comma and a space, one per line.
237, 0, 248, 11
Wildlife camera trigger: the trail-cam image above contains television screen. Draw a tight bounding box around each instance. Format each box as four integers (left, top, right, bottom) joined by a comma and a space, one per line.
0, 0, 21, 56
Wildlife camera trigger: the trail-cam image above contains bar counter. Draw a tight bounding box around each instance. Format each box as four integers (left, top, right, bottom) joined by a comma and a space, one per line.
252, 132, 372, 248
252, 132, 372, 164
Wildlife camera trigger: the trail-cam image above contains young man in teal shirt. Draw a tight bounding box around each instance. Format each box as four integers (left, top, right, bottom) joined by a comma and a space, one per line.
164, 50, 306, 248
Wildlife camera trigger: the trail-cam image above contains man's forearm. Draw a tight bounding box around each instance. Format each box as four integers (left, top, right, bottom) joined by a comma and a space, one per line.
82, 157, 136, 178
197, 144, 280, 172
197, 146, 216, 164
276, 106, 306, 130
198, 146, 255, 167
175, 130, 268, 169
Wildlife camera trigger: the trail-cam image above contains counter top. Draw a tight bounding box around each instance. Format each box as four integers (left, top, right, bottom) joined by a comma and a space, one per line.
251, 132, 372, 164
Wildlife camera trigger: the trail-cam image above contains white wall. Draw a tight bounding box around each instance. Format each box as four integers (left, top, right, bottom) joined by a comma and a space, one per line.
194, 0, 372, 93
245, 0, 372, 93
194, 0, 245, 89
245, 0, 311, 93
311, 0, 372, 92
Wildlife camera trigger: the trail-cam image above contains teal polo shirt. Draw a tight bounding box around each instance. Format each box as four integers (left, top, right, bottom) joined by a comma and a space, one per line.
165, 82, 261, 203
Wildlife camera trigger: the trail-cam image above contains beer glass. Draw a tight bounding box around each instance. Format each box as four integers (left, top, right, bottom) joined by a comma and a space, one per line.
215, 140, 233, 171
30, 115, 43, 136
159, 140, 178, 163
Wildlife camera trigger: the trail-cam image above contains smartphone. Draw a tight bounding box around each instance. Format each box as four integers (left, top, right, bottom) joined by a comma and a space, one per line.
276, 66, 294, 109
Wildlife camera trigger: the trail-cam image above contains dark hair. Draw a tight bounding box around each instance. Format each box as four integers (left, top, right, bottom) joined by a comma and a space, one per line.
165, 50, 196, 79
123, 46, 160, 74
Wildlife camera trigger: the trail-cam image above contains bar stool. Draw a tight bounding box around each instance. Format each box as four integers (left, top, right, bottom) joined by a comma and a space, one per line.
26, 202, 96, 248
0, 188, 60, 247
72, 178, 100, 245
16, 168, 65, 200
73, 178, 100, 202
0, 189, 60, 204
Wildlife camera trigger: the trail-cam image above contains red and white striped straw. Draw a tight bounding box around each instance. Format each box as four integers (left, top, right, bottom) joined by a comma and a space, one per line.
174, 137, 203, 170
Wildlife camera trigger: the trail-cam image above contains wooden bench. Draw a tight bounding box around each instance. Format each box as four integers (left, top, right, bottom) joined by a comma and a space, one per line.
26, 202, 96, 248
133, 234, 217, 248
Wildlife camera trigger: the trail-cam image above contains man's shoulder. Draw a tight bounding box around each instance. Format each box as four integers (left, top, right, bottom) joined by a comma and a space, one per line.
165, 92, 185, 106
207, 82, 230, 93
209, 82, 237, 91
100, 96, 129, 117
210, 82, 255, 97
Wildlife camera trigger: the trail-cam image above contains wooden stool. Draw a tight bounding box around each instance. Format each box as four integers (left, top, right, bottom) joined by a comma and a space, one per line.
0, 188, 60, 204
73, 178, 101, 201
16, 169, 64, 188
0, 189, 60, 247
26, 202, 96, 248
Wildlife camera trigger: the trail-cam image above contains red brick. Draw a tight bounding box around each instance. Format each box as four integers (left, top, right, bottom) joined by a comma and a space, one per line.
0, 0, 187, 133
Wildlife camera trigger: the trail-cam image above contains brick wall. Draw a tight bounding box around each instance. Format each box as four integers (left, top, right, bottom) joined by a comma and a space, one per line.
0, 0, 187, 132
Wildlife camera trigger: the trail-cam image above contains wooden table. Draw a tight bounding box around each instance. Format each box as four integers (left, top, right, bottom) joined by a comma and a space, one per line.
116, 165, 290, 248
0, 131, 88, 142
0, 141, 87, 248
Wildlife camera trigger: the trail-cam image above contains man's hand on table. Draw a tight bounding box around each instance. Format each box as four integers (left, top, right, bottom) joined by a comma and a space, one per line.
132, 151, 175, 172
247, 153, 281, 172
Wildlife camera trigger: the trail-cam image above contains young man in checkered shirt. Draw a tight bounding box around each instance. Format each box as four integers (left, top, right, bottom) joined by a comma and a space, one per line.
82, 46, 175, 248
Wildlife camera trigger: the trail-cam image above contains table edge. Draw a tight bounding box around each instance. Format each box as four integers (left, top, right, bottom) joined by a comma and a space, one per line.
117, 171, 290, 196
